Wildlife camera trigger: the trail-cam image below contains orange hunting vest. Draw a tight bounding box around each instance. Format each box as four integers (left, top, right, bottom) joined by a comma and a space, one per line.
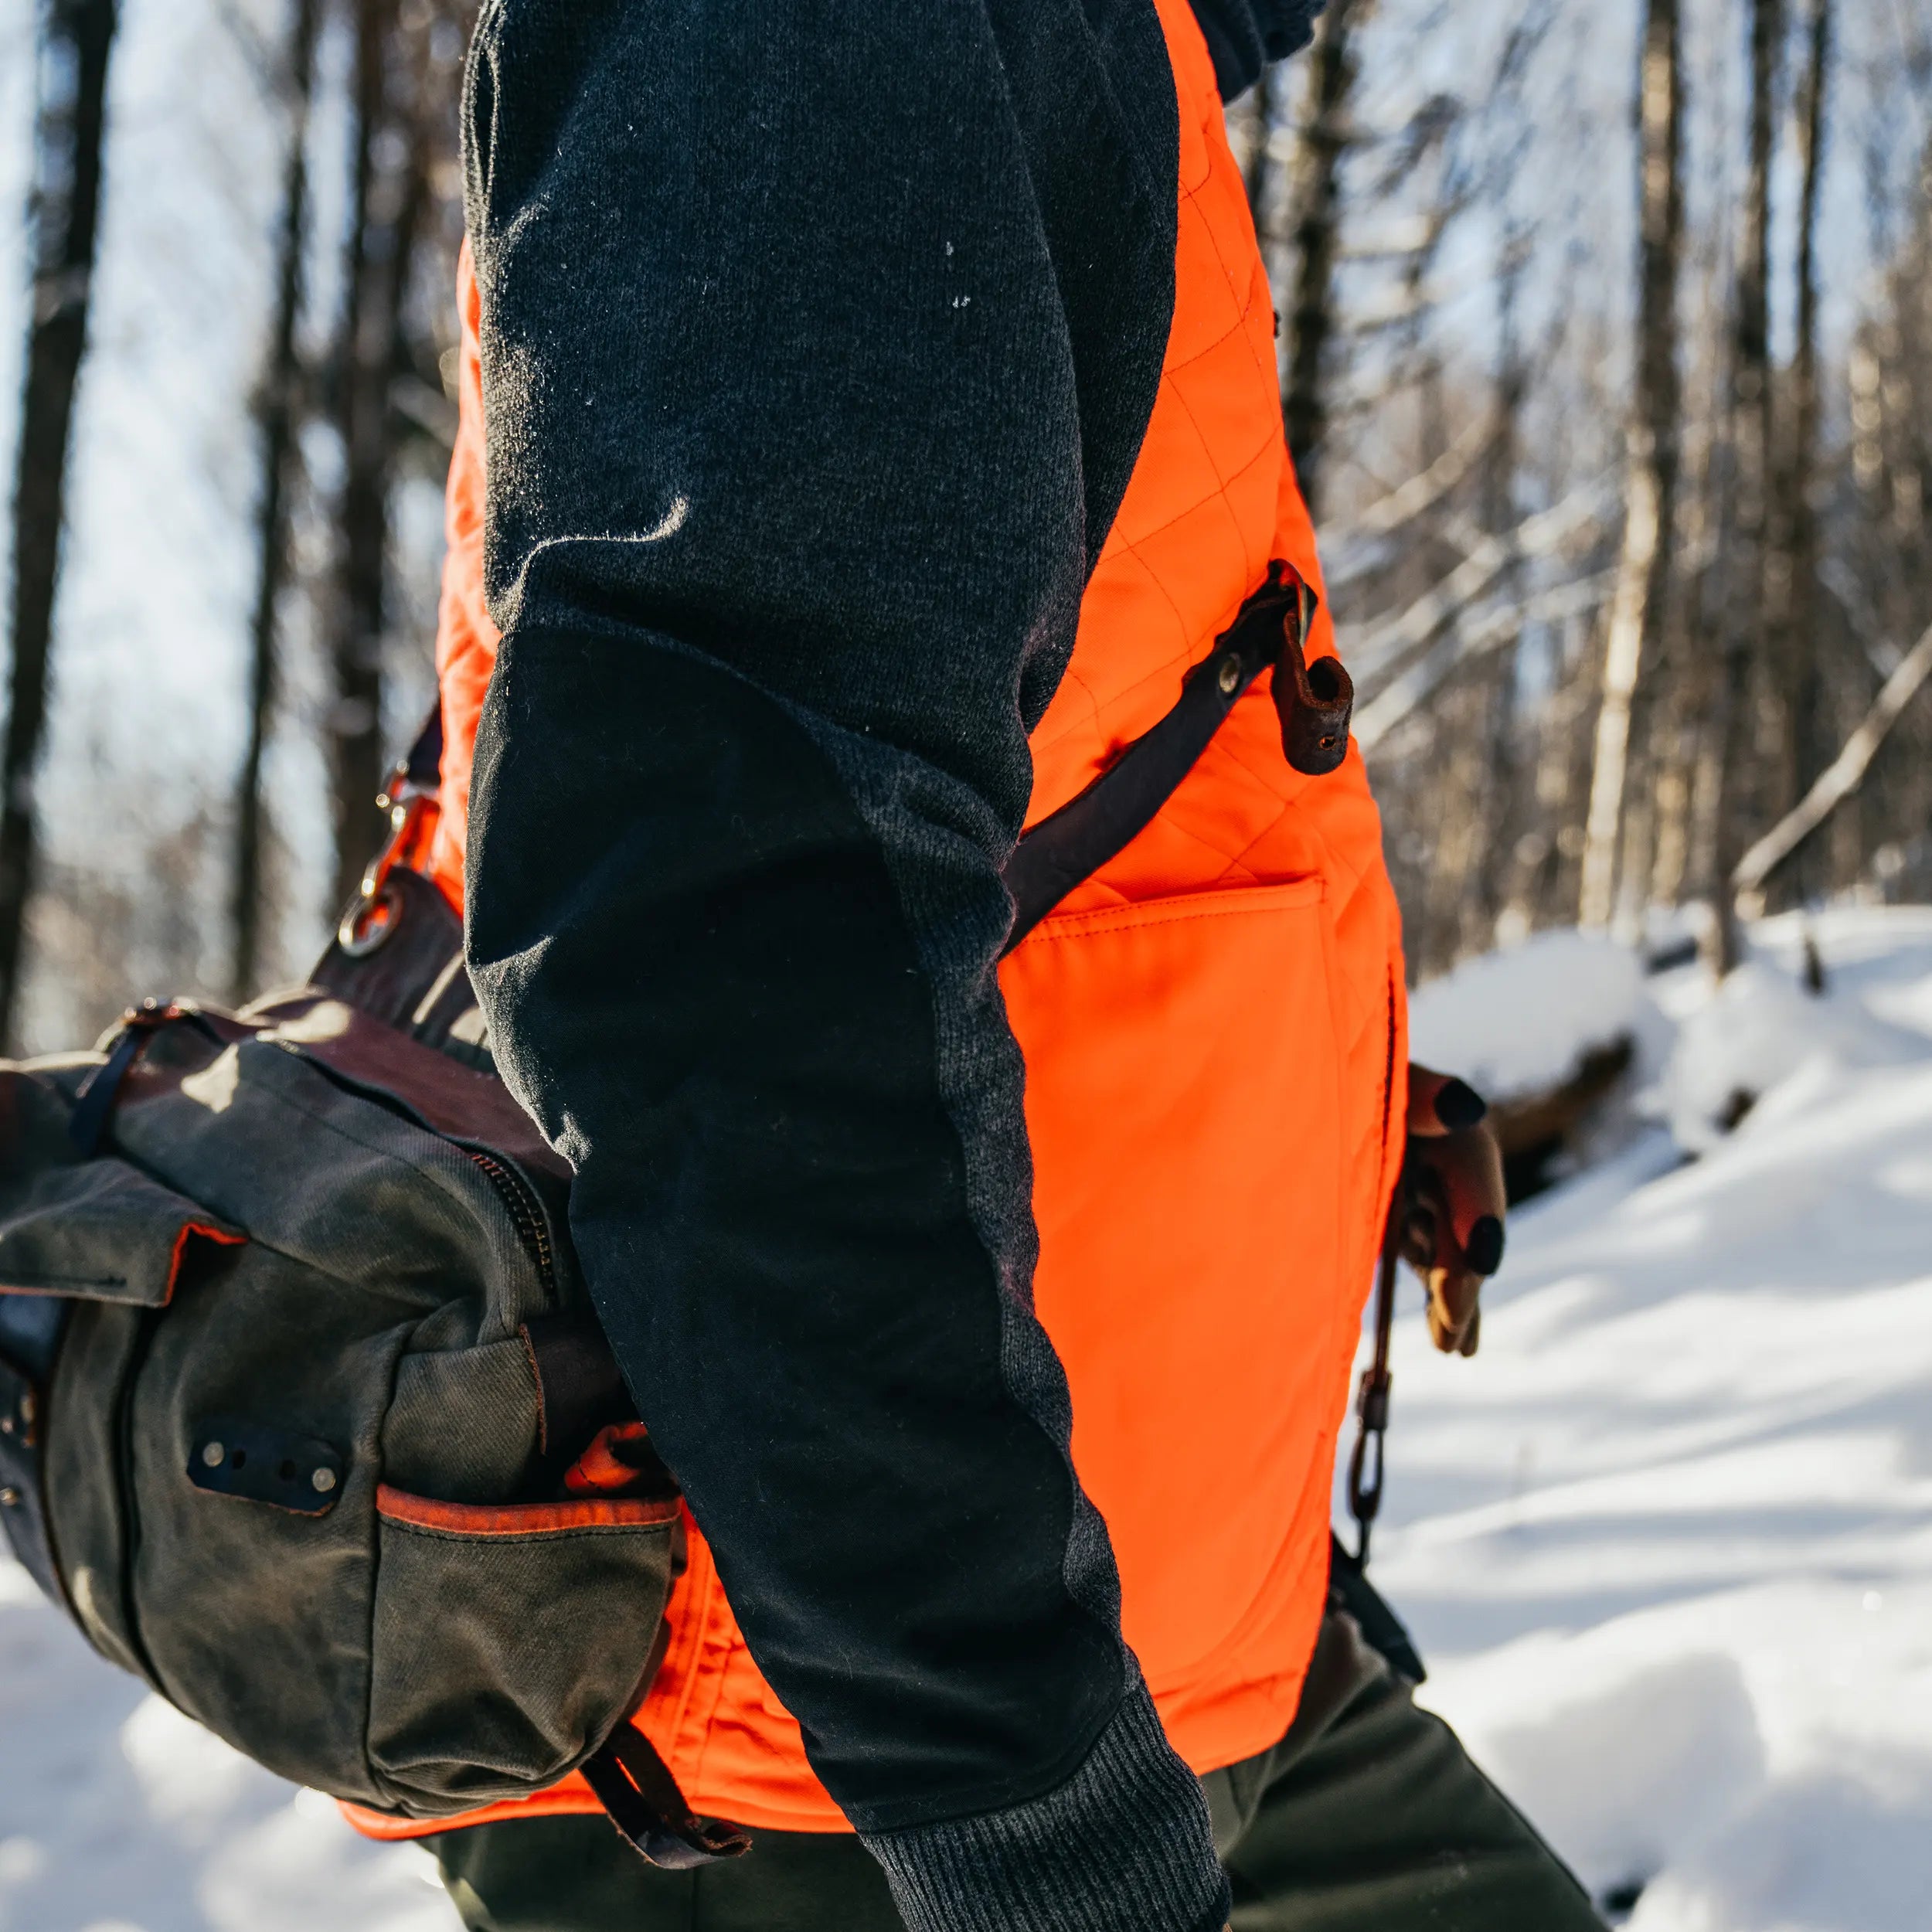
350, 0, 1406, 1843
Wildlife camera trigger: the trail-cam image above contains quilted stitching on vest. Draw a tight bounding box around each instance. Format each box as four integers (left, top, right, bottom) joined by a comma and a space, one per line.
374, 0, 1406, 1842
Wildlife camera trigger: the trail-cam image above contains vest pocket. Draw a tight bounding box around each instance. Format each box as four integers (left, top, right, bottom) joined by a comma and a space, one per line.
367, 1485, 679, 1814
998, 877, 1346, 1675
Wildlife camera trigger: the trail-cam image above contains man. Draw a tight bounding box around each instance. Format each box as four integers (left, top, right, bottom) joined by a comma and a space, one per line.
364, 2, 1606, 1927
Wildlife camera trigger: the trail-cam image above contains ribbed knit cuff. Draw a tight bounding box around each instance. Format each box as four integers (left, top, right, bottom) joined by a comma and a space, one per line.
862, 1682, 1230, 1932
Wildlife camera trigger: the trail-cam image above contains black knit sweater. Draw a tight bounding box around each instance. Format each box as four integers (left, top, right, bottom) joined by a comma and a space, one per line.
461, 5, 1321, 1930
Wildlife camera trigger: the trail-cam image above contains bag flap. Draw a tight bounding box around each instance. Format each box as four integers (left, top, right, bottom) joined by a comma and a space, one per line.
232, 992, 566, 1185
0, 1068, 243, 1307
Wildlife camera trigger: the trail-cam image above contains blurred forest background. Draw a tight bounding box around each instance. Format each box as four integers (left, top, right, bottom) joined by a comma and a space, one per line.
2, 0, 1930, 1055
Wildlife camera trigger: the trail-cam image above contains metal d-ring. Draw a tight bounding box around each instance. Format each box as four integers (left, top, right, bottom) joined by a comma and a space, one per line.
337, 878, 403, 957
335, 766, 437, 959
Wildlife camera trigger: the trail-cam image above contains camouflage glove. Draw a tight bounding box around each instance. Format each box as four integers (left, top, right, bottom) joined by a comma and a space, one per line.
1398, 1066, 1507, 1358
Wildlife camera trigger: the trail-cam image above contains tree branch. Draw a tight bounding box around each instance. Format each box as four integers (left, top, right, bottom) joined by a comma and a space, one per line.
1733, 616, 1932, 901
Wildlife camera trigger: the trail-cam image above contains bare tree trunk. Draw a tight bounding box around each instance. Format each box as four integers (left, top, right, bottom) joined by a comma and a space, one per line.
0, 0, 118, 1050
1284, 0, 1369, 519
1645, 614, 1699, 911
1536, 611, 1602, 932
1710, 0, 1783, 974
1764, 0, 1831, 904
1579, 0, 1684, 932
327, 0, 432, 916
1467, 236, 1531, 954
231, 0, 321, 998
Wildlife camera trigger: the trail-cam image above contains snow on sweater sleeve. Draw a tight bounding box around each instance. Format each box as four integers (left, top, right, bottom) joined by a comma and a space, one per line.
457, 4, 1228, 1930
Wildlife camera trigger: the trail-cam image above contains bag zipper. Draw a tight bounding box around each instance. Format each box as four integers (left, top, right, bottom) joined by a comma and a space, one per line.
461, 1145, 558, 1304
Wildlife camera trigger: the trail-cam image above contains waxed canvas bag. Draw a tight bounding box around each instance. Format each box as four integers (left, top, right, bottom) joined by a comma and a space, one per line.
0, 856, 744, 1868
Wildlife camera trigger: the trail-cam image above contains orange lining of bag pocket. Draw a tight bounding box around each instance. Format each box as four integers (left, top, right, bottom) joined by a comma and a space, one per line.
375, 1485, 682, 1536
167, 1222, 246, 1301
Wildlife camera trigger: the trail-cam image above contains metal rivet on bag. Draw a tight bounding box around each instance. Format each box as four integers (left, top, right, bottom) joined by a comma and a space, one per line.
311, 1468, 337, 1494
0, 1487, 19, 1508
202, 1441, 226, 1468
1216, 655, 1243, 696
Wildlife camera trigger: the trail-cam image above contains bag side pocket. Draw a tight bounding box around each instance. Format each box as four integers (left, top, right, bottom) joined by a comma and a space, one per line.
368, 1485, 679, 1815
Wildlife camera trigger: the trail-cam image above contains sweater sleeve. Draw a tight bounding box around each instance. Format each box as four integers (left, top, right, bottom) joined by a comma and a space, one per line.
1188, 0, 1328, 98
457, 5, 1227, 1930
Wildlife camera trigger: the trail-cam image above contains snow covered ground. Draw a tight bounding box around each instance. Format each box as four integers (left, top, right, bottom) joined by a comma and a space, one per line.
2, 906, 1930, 1930
0, 1570, 457, 1931
1386, 906, 1932, 1930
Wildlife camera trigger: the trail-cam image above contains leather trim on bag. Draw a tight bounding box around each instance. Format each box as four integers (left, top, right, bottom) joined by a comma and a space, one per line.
375, 1485, 681, 1537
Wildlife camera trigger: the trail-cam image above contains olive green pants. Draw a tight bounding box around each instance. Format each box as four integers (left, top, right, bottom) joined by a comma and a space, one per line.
427, 1611, 1605, 1931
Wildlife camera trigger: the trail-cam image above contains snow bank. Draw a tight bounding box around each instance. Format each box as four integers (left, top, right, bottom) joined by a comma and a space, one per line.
1660, 914, 1932, 1151
1438, 1633, 1768, 1897
0, 1561, 456, 1930
1408, 927, 1652, 1103
1366, 904, 1932, 1927
1422, 1582, 1932, 1930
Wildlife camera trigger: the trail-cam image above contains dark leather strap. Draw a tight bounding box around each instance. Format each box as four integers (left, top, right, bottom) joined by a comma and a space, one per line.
1345, 1232, 1399, 1564
312, 868, 466, 1037
519, 1309, 636, 1461
67, 1012, 162, 1155
998, 561, 1347, 951
382, 566, 1349, 962
1326, 1532, 1427, 1686
397, 706, 444, 801
580, 1726, 751, 1869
